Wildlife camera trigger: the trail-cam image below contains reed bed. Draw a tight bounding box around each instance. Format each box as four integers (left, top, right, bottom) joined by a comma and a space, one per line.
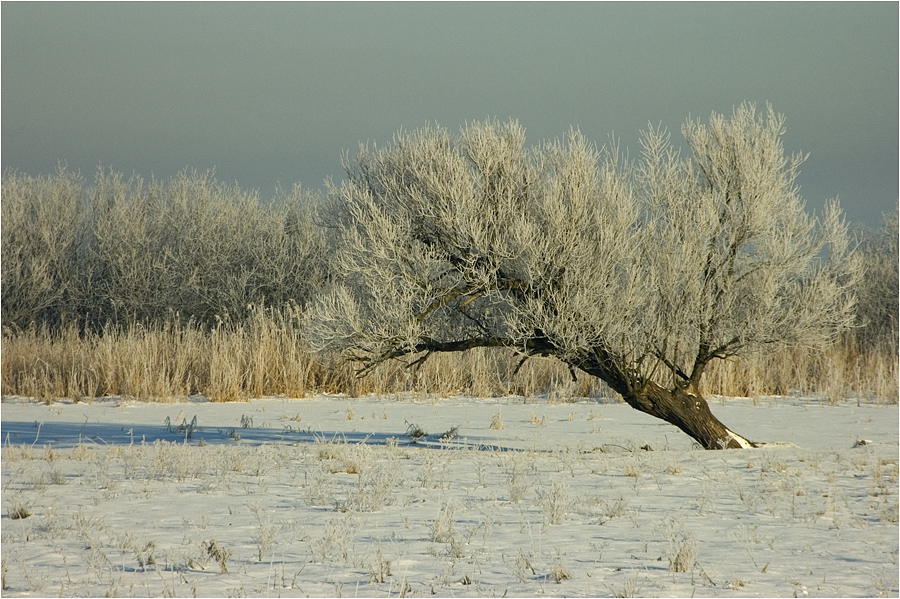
701, 338, 898, 404
0, 317, 611, 403
2, 310, 895, 404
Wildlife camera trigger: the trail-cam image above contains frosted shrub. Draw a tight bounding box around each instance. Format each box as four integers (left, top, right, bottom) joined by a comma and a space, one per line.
854, 212, 899, 353
347, 461, 401, 512
316, 439, 373, 475
309, 440, 401, 512
368, 547, 392, 583
8, 502, 31, 520
201, 539, 230, 573
490, 411, 504, 430
420, 451, 450, 489
313, 516, 357, 563
1, 168, 328, 331
548, 562, 572, 583
1, 168, 84, 329
304, 460, 336, 507
247, 503, 281, 561
598, 495, 630, 522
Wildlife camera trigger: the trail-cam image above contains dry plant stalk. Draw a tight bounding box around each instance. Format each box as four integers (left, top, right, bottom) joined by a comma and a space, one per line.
490, 411, 504, 430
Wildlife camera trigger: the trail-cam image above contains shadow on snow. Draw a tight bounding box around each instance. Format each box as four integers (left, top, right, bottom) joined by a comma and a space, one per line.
0, 418, 531, 453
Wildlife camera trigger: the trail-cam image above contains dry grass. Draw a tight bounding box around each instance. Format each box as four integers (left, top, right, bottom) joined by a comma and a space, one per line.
701, 337, 898, 405
1, 309, 322, 402
2, 311, 896, 403
1, 302, 625, 402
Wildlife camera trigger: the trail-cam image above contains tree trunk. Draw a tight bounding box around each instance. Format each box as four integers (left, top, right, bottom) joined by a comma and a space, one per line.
622, 382, 755, 449
567, 350, 754, 449
399, 339, 755, 450
567, 347, 756, 449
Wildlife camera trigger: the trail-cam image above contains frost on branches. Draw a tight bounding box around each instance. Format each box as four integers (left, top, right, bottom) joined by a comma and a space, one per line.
310, 104, 858, 449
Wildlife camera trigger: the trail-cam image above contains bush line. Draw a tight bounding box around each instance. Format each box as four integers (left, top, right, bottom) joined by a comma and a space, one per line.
1, 169, 896, 404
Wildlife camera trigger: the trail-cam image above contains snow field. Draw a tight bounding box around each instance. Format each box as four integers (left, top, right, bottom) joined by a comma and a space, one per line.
1, 395, 898, 597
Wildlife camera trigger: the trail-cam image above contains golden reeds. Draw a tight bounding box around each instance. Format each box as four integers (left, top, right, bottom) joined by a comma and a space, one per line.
2, 309, 895, 404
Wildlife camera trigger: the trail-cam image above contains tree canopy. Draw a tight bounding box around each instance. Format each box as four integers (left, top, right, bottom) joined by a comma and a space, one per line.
311, 104, 858, 448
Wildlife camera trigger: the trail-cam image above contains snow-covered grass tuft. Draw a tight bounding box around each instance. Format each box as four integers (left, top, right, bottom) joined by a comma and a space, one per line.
539, 479, 570, 525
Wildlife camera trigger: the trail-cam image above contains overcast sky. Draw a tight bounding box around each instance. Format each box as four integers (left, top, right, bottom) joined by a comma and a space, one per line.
3, 2, 897, 226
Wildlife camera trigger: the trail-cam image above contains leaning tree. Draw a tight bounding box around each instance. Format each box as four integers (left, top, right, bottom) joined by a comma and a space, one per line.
311, 104, 858, 449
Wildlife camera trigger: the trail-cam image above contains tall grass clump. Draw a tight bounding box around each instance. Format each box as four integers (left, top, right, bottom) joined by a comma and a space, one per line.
1, 307, 325, 402
0, 318, 615, 401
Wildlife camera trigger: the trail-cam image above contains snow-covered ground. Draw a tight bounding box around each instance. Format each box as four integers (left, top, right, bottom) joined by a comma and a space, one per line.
2, 394, 897, 597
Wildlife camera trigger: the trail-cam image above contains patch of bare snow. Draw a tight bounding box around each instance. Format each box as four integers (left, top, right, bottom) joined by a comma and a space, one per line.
1, 394, 897, 597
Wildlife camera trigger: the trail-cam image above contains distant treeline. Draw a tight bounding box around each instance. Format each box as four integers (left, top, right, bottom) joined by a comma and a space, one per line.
1, 168, 328, 331
1, 168, 897, 402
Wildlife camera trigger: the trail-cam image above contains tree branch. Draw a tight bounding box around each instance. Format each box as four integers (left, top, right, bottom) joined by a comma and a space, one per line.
656, 352, 691, 383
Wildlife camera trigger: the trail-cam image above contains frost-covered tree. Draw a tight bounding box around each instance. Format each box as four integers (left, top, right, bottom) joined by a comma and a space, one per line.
854, 211, 899, 352
311, 104, 858, 449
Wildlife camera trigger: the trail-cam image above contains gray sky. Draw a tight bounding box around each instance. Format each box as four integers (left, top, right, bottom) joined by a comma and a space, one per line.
3, 2, 897, 225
